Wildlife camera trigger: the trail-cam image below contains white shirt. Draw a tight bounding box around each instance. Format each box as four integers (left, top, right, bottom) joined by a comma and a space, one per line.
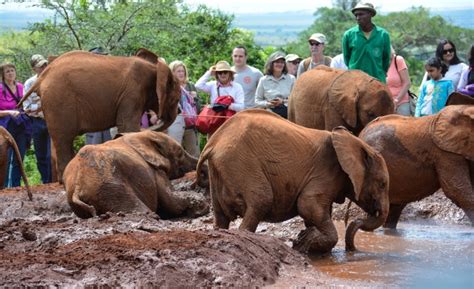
330, 54, 348, 70
195, 71, 245, 112
23, 74, 44, 118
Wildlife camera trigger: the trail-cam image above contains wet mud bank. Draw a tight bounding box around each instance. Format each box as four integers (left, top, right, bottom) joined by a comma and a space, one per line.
0, 180, 472, 287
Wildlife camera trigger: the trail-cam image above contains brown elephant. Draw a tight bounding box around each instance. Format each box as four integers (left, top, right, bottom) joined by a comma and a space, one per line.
196, 109, 390, 253
19, 48, 180, 181
0, 126, 32, 200
359, 105, 474, 229
63, 130, 208, 219
288, 66, 394, 135
446, 92, 474, 106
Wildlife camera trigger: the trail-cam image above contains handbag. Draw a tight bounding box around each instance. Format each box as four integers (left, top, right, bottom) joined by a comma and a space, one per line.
195, 94, 235, 135
180, 88, 198, 128
393, 55, 418, 115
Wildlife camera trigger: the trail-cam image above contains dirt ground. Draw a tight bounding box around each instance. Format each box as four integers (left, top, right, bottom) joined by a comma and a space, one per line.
0, 173, 469, 287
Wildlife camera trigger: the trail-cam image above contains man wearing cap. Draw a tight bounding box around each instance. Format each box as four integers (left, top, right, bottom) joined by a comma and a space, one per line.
23, 54, 52, 184
231, 45, 263, 109
285, 54, 302, 77
296, 33, 332, 78
342, 2, 391, 83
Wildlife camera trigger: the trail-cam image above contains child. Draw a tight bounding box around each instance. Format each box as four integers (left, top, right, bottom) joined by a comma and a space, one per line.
415, 57, 454, 117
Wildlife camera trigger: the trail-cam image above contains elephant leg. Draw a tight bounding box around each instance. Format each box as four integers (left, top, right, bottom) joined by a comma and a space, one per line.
239, 207, 260, 232
52, 136, 75, 182
212, 190, 230, 229
293, 190, 338, 254
383, 203, 407, 229
437, 158, 474, 225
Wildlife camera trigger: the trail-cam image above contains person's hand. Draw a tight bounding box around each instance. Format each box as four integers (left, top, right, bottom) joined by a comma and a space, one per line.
212, 103, 228, 112
270, 98, 282, 107
149, 111, 158, 125
7, 110, 20, 117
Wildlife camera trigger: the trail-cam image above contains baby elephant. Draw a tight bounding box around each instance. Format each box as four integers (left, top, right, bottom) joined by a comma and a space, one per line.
0, 126, 31, 200
196, 109, 390, 254
64, 131, 208, 219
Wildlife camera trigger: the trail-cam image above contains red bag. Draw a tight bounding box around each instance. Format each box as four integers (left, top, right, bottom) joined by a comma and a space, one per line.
196, 95, 235, 134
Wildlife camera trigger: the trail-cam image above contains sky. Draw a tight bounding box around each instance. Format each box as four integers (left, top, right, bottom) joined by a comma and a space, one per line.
183, 0, 473, 13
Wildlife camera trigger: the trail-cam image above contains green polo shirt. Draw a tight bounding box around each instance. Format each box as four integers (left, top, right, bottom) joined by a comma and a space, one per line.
342, 24, 391, 83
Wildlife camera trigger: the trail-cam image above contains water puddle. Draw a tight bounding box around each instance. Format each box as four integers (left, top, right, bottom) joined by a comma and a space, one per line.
310, 221, 474, 288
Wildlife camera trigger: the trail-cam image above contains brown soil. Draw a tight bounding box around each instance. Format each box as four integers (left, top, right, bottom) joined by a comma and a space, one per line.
0, 175, 469, 287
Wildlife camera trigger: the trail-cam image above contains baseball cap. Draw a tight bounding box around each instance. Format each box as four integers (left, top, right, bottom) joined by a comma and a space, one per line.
308, 33, 327, 44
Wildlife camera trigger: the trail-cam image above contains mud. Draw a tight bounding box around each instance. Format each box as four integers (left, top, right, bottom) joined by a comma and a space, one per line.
0, 174, 471, 287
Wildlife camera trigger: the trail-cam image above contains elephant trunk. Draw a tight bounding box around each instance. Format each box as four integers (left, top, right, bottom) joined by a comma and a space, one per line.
345, 193, 389, 251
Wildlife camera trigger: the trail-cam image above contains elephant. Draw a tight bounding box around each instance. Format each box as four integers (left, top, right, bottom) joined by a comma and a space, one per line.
288, 66, 394, 135
19, 48, 180, 181
63, 130, 209, 219
446, 92, 474, 106
359, 105, 474, 229
196, 109, 390, 253
0, 126, 32, 200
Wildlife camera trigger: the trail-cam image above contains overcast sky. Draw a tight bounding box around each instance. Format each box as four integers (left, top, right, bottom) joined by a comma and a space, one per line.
183, 0, 473, 13
0, 0, 472, 13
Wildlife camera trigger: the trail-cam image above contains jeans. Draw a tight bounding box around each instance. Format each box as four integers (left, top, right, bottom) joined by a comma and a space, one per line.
86, 130, 112, 145
5, 121, 30, 187
31, 117, 52, 184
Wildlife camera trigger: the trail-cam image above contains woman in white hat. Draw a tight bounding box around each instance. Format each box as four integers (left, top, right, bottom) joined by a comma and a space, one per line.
195, 60, 245, 113
255, 51, 295, 118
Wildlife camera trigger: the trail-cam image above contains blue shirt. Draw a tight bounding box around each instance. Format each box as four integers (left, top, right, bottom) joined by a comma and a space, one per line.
415, 79, 453, 117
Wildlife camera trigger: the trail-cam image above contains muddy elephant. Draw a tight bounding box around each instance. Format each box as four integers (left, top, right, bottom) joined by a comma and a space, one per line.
63, 130, 209, 219
19, 48, 180, 181
288, 66, 394, 135
359, 105, 474, 229
446, 92, 474, 106
0, 126, 32, 200
196, 109, 390, 253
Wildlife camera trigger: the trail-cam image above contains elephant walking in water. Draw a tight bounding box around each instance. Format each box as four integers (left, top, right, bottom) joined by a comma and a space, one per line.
19, 48, 180, 181
360, 105, 474, 228
288, 66, 394, 135
63, 131, 209, 219
196, 109, 390, 253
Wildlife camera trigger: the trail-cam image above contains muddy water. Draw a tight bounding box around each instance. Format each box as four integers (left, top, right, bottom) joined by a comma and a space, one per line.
310, 221, 474, 288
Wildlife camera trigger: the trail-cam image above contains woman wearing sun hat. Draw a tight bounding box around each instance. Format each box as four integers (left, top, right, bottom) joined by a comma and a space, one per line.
195, 60, 245, 113
255, 51, 295, 118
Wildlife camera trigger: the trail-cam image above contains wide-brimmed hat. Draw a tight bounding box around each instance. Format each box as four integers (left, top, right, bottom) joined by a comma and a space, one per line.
212, 61, 235, 75
308, 33, 327, 44
352, 2, 377, 16
30, 54, 48, 68
285, 54, 302, 62
268, 51, 286, 63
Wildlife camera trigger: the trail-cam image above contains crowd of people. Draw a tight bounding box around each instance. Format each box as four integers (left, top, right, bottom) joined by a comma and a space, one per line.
0, 2, 472, 188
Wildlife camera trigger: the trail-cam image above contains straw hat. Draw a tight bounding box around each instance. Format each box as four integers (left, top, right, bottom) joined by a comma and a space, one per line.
211, 61, 235, 76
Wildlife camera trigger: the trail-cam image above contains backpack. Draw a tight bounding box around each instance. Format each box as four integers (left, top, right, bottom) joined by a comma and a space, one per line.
303, 56, 332, 71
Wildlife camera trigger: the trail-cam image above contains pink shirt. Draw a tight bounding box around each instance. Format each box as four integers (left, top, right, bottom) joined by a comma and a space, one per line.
0, 82, 24, 110
386, 56, 409, 104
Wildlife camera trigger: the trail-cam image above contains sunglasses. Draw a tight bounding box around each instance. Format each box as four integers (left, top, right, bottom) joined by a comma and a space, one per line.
309, 41, 322, 46
290, 60, 301, 65
443, 48, 455, 55
216, 71, 229, 75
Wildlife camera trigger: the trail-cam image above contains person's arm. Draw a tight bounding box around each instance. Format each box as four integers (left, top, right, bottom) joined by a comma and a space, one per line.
395, 58, 411, 105
342, 33, 350, 67
0, 110, 20, 117
296, 61, 305, 79
254, 78, 268, 108
228, 84, 245, 112
457, 68, 469, 91
195, 70, 213, 93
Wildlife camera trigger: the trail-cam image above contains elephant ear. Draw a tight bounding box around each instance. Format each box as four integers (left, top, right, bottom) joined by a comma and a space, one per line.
446, 92, 474, 106
135, 48, 158, 64
431, 105, 474, 160
155, 61, 180, 129
331, 126, 374, 201
123, 131, 171, 173
328, 70, 365, 128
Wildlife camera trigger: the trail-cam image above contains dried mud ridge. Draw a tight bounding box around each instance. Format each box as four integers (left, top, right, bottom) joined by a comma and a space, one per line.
0, 178, 469, 287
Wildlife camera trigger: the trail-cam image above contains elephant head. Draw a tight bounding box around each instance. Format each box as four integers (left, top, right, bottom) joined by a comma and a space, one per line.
135, 48, 180, 131
122, 131, 200, 180
431, 105, 474, 161
331, 127, 390, 251
329, 70, 394, 135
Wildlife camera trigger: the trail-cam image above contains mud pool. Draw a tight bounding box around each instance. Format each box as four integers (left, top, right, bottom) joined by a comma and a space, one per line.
0, 181, 473, 287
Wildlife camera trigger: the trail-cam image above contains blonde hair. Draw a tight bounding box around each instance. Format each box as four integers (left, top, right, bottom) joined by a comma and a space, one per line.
169, 60, 188, 83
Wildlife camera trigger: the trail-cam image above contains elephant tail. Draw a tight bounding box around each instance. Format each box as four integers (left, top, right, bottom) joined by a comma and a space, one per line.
194, 145, 213, 188
66, 168, 97, 219
16, 79, 41, 109
0, 127, 32, 200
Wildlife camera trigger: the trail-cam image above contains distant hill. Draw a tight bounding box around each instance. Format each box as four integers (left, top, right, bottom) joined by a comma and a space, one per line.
0, 8, 472, 47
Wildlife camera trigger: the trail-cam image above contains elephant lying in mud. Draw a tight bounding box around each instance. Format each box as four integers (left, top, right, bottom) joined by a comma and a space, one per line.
288, 66, 394, 135
0, 127, 32, 200
19, 48, 181, 182
196, 109, 390, 253
63, 131, 208, 219
359, 105, 474, 229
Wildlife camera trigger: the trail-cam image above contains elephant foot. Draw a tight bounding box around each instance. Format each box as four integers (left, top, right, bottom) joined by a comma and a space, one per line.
293, 227, 334, 254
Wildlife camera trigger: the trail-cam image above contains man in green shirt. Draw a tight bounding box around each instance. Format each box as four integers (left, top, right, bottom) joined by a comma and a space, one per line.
342, 3, 391, 83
